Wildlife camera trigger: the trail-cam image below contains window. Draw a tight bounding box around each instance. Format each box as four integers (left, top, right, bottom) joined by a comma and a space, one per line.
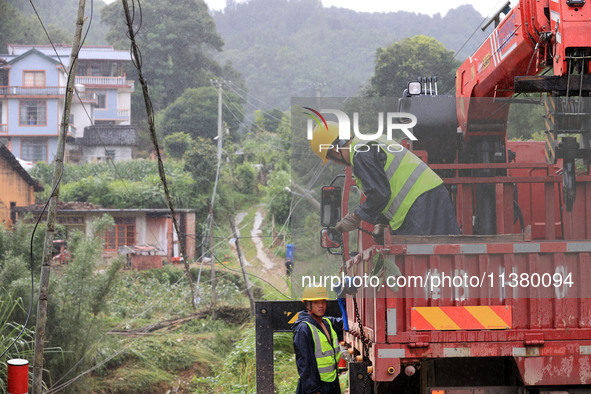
10, 202, 16, 224
56, 216, 85, 238
91, 63, 111, 76
105, 217, 135, 251
0, 69, 8, 86
96, 92, 106, 109
20, 100, 46, 126
21, 138, 47, 162
23, 71, 45, 87
105, 149, 116, 160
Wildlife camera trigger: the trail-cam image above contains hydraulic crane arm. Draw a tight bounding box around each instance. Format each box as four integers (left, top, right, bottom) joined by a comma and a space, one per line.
456, 0, 591, 211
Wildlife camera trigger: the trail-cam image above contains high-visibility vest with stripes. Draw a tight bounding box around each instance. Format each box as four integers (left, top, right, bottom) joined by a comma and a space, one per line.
350, 138, 442, 231
304, 318, 339, 382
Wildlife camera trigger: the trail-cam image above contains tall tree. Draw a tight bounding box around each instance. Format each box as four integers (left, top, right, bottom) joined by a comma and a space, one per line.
0, 0, 44, 51
254, 108, 285, 133
101, 0, 225, 111
366, 35, 460, 97
8, 0, 109, 44
158, 86, 243, 141
183, 136, 218, 208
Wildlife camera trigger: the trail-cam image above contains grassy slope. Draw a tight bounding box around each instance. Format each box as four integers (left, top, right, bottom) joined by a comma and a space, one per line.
86, 207, 299, 393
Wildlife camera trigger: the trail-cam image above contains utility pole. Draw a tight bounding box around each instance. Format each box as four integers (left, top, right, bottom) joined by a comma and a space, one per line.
32, 1, 85, 392
312, 81, 325, 108
230, 216, 255, 318
207, 201, 216, 319
208, 79, 224, 317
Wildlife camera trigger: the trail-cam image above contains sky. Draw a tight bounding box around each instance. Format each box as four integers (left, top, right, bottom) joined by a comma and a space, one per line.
203, 0, 517, 18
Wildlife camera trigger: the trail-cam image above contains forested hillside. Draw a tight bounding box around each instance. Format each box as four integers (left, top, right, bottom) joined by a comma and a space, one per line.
3, 0, 492, 113
6, 0, 110, 45
212, 0, 491, 109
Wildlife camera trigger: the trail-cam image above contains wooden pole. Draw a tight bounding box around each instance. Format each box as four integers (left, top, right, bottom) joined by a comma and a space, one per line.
207, 79, 224, 317
122, 0, 197, 311
32, 1, 85, 391
229, 215, 255, 318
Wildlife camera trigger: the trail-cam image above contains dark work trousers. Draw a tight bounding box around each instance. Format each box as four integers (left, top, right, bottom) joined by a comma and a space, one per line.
392, 184, 460, 236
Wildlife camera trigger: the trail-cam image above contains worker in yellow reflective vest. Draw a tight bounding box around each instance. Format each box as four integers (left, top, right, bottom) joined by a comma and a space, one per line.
292, 286, 343, 394
309, 121, 460, 240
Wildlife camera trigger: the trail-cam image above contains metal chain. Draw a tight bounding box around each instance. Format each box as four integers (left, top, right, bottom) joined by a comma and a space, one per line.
339, 232, 346, 273
340, 232, 372, 393
357, 226, 374, 236
353, 295, 371, 394
341, 234, 369, 360
353, 295, 369, 360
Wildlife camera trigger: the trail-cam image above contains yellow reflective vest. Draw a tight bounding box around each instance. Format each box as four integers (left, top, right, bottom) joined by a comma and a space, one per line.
304, 318, 339, 382
350, 138, 442, 231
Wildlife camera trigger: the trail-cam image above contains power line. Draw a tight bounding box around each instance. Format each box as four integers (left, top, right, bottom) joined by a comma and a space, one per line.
220, 97, 293, 152
121, 0, 197, 310
200, 243, 291, 299
225, 80, 285, 114
0, 0, 96, 362
221, 85, 316, 152
221, 90, 314, 154
29, 0, 169, 253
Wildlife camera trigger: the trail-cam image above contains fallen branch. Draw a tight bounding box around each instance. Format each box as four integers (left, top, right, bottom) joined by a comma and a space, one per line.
107, 312, 207, 335
107, 306, 251, 335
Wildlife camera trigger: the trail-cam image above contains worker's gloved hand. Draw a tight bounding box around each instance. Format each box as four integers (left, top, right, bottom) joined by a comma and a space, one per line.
337, 276, 358, 296
372, 223, 386, 244
335, 213, 361, 233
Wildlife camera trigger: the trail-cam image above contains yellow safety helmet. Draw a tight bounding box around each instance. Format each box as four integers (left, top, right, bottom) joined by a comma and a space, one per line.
308, 121, 340, 164
302, 286, 329, 301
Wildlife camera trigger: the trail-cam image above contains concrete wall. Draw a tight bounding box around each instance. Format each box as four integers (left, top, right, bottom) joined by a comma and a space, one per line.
130, 255, 163, 271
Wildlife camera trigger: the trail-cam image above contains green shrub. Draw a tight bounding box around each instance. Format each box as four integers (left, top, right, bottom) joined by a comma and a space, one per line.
164, 132, 193, 159
235, 163, 256, 194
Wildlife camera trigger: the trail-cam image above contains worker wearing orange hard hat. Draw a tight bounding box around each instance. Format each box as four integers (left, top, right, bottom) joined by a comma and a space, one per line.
292, 286, 343, 393
309, 121, 460, 240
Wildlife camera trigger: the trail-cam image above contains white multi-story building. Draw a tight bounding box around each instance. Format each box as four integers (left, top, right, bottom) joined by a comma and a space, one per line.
0, 44, 137, 163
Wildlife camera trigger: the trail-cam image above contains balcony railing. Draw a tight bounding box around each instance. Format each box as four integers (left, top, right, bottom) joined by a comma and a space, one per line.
75, 76, 134, 90
0, 80, 134, 96
0, 86, 66, 96
117, 109, 130, 118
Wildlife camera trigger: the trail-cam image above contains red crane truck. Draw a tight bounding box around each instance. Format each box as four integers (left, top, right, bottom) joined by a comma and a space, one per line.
316, 0, 591, 392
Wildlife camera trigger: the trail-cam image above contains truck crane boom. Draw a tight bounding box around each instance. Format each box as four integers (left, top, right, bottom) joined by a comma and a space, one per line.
302, 2, 591, 393
457, 0, 591, 211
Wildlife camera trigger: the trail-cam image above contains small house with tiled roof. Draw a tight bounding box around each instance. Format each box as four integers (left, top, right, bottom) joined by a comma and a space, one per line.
0, 143, 43, 227
13, 201, 196, 269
